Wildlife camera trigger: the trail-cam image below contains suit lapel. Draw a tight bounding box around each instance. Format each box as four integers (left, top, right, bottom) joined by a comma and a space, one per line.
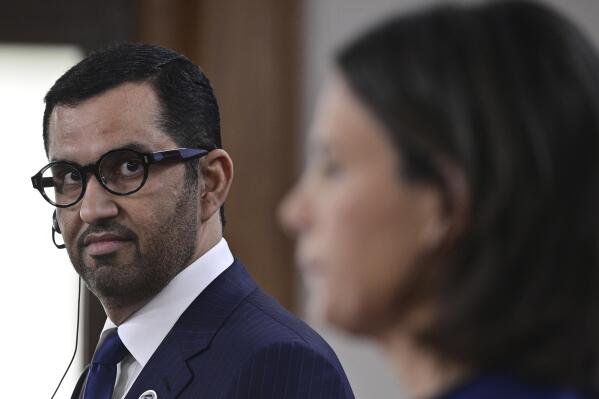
124, 260, 256, 399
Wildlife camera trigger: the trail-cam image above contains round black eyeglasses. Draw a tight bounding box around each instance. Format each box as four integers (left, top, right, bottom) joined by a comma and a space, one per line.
31, 147, 209, 208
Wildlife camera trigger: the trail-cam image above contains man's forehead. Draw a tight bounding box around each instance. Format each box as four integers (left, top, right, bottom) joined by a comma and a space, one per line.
47, 82, 169, 161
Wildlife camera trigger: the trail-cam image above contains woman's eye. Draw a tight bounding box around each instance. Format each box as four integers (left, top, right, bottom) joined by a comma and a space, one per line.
321, 159, 342, 178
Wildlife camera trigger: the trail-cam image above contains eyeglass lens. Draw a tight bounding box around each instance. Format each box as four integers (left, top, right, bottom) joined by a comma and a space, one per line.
40, 150, 147, 206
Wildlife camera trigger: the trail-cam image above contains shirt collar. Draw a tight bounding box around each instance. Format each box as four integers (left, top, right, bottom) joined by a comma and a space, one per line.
100, 237, 234, 367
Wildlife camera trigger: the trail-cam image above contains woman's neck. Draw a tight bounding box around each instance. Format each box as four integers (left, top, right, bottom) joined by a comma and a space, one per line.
380, 329, 468, 399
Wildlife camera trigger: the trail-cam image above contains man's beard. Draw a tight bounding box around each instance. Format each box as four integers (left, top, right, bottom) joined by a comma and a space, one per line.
67, 187, 198, 310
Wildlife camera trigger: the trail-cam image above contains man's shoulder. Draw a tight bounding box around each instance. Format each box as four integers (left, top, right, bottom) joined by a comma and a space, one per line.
221, 283, 335, 357
151, 260, 354, 398
204, 284, 355, 398
194, 259, 334, 357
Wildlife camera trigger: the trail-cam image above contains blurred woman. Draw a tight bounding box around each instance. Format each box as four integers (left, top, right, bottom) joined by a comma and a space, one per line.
280, 1, 599, 398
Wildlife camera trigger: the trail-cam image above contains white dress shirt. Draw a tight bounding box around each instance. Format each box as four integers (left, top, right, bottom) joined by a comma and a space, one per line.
93, 238, 234, 399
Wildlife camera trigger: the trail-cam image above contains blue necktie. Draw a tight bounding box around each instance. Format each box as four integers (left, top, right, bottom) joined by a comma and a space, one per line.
83, 329, 129, 399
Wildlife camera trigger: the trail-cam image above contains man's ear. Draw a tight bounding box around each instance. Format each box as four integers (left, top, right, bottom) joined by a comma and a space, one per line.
198, 149, 234, 222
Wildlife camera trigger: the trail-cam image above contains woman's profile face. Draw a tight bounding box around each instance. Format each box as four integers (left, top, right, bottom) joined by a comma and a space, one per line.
280, 75, 446, 334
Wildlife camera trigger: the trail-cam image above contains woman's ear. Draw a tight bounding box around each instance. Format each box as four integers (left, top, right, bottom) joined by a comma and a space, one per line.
198, 149, 234, 222
436, 159, 470, 252
414, 158, 470, 255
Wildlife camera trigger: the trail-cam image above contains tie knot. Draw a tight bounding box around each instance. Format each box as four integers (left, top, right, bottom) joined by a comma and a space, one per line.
92, 329, 129, 365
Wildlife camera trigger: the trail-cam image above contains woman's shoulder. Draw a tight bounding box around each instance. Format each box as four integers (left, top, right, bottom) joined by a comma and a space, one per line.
437, 373, 595, 399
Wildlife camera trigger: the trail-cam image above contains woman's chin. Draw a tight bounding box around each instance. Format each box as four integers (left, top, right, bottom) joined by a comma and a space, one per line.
304, 281, 366, 334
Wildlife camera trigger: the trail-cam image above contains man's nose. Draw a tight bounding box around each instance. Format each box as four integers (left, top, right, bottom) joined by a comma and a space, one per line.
79, 175, 119, 224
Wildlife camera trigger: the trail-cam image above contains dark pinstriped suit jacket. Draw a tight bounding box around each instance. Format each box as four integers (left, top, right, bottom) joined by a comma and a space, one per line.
72, 260, 355, 399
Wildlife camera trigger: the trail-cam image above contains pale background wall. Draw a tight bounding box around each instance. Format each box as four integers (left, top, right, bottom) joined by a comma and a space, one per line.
0, 45, 84, 399
299, 1, 599, 398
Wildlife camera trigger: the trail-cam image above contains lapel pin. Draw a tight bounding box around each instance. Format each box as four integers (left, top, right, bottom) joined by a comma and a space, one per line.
138, 390, 158, 399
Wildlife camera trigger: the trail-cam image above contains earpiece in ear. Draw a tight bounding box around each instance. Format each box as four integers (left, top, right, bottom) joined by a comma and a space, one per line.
52, 210, 66, 249
53, 210, 61, 234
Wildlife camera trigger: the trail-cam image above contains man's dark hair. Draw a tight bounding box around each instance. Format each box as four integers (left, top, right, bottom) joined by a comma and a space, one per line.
337, 0, 599, 392
43, 42, 225, 225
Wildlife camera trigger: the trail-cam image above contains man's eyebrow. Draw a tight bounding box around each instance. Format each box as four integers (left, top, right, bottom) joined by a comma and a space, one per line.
119, 142, 152, 153
49, 141, 153, 163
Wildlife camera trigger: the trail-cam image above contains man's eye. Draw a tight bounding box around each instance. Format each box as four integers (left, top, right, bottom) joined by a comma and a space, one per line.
64, 170, 81, 185
119, 160, 143, 177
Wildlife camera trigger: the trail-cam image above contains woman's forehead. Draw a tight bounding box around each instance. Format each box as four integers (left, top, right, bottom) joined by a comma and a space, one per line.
310, 75, 395, 157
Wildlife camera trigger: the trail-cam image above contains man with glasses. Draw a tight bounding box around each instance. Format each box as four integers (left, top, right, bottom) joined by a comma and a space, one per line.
32, 43, 354, 399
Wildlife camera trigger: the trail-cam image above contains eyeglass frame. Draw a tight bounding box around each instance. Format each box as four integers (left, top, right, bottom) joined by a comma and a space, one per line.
31, 147, 210, 208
